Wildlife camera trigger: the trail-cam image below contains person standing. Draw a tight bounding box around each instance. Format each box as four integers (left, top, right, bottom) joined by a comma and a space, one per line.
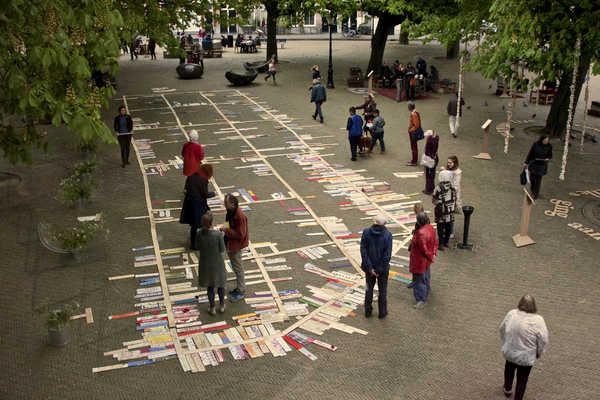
264, 56, 276, 84
407, 102, 422, 166
524, 135, 552, 199
310, 79, 326, 123
409, 212, 438, 309
346, 107, 363, 161
355, 94, 377, 133
432, 170, 457, 249
360, 215, 393, 319
447, 94, 465, 138
180, 164, 215, 250
220, 194, 249, 302
182, 130, 205, 176
423, 130, 439, 194
499, 295, 549, 400
113, 106, 133, 168
311, 65, 321, 80
196, 212, 227, 315
179, 37, 186, 64
148, 38, 157, 60
404, 63, 416, 100
370, 109, 386, 153
406, 203, 425, 289
446, 155, 462, 238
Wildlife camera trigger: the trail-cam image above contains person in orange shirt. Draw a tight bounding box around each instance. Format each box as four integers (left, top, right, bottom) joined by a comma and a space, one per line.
407, 102, 422, 166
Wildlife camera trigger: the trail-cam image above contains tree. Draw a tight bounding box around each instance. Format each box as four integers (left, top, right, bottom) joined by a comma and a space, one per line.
0, 0, 210, 165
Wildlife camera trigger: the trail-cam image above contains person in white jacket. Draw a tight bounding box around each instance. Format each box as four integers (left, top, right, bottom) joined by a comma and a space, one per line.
499, 295, 549, 400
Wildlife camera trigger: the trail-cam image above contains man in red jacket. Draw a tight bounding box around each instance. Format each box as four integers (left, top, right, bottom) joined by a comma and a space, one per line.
220, 194, 249, 302
409, 212, 438, 309
182, 130, 204, 176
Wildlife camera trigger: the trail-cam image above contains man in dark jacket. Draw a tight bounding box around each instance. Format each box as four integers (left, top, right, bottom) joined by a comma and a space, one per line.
220, 194, 249, 302
347, 107, 363, 161
360, 214, 393, 318
310, 79, 326, 123
447, 93, 465, 138
113, 106, 133, 167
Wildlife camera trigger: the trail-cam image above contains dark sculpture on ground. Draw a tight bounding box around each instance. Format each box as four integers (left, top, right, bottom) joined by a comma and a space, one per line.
225, 70, 258, 86
243, 60, 269, 73
176, 63, 204, 79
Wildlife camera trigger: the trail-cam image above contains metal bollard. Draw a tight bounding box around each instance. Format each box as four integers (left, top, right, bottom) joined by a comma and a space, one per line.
458, 205, 474, 250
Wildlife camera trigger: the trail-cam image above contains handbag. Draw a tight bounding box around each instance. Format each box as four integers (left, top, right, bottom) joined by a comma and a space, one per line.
412, 127, 424, 142
421, 153, 435, 168
520, 168, 530, 185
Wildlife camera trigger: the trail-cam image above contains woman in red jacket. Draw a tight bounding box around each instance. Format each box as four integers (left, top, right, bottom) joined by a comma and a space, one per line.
182, 130, 204, 176
409, 212, 438, 309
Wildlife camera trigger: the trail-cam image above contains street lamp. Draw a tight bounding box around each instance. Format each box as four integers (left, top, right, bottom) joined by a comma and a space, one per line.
327, 19, 335, 89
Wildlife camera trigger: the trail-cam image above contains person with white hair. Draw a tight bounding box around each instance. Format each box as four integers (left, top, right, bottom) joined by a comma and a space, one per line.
360, 214, 393, 318
181, 129, 204, 176
432, 169, 457, 249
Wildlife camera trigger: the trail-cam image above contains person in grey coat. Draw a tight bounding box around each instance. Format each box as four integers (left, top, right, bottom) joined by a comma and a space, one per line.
310, 79, 326, 123
196, 212, 227, 315
369, 109, 386, 153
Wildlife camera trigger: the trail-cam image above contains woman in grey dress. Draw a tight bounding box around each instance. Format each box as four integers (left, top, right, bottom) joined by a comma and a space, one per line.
196, 212, 227, 315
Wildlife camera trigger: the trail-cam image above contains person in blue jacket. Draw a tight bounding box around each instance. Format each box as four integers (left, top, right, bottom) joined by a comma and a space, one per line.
360, 214, 393, 318
347, 107, 363, 161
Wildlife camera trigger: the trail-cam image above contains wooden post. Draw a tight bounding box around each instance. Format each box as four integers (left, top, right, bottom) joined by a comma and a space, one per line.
473, 119, 493, 160
512, 188, 536, 247
580, 66, 591, 153
367, 70, 374, 95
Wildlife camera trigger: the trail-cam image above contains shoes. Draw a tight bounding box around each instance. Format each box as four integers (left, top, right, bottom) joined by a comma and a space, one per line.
229, 288, 240, 295
319, 119, 323, 124
229, 291, 245, 303
378, 313, 387, 319
365, 309, 372, 318
264, 76, 268, 81
351, 157, 357, 161
407, 282, 415, 289
503, 387, 513, 398
414, 301, 426, 309
406, 162, 417, 166
422, 190, 432, 195
312, 114, 316, 120
219, 304, 225, 313
208, 307, 216, 316
380, 150, 386, 154
452, 133, 457, 138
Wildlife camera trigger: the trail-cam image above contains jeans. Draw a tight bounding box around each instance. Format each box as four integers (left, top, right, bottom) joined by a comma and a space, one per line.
117, 134, 132, 165
437, 221, 451, 246
408, 132, 418, 164
449, 115, 459, 135
228, 251, 244, 292
504, 360, 532, 400
530, 173, 543, 199
424, 166, 436, 193
313, 101, 323, 121
370, 131, 385, 151
364, 270, 389, 316
349, 136, 360, 160
412, 268, 430, 302
207, 286, 225, 308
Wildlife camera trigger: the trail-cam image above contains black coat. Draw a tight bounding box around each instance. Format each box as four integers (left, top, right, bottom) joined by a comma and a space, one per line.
113, 114, 133, 133
179, 174, 211, 227
525, 141, 553, 176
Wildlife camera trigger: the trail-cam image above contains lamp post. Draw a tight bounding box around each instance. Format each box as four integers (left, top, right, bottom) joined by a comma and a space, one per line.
327, 19, 335, 89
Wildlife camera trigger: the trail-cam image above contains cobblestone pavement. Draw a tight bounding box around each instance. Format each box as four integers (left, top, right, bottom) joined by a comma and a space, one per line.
2, 41, 599, 400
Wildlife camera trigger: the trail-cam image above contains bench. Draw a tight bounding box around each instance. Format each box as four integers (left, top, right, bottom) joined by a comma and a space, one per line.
203, 49, 223, 58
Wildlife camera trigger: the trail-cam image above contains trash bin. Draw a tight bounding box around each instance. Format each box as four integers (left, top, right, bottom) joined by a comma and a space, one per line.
458, 206, 474, 250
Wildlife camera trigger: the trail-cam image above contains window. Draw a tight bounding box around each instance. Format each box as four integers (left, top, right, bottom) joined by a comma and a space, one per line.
304, 14, 315, 26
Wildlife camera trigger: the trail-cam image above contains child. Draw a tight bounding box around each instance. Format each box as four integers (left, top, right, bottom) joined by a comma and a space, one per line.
264, 56, 276, 84
370, 109, 386, 153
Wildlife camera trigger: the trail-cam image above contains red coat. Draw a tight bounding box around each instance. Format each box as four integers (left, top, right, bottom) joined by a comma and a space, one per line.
409, 224, 438, 274
222, 207, 249, 252
182, 142, 204, 176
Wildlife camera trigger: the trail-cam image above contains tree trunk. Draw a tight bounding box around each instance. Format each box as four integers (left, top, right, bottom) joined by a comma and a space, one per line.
544, 51, 592, 138
265, 1, 279, 62
399, 30, 409, 45
367, 14, 404, 76
446, 39, 459, 59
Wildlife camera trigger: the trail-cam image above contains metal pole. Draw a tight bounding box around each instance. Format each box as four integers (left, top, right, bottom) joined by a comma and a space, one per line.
327, 21, 335, 89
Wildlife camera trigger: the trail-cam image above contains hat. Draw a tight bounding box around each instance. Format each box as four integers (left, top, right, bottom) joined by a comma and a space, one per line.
374, 214, 387, 225
189, 130, 199, 142
439, 170, 452, 182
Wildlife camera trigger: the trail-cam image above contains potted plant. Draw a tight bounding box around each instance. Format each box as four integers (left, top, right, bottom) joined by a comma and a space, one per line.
57, 159, 97, 208
36, 301, 79, 347
52, 219, 107, 258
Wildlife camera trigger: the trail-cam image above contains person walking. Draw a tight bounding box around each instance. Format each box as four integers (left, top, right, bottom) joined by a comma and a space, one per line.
524, 135, 552, 199
346, 107, 363, 161
311, 65, 321, 80
409, 212, 438, 309
264, 56, 276, 84
423, 130, 439, 194
432, 170, 457, 249
370, 109, 386, 153
148, 38, 157, 60
182, 130, 205, 176
180, 164, 215, 250
196, 212, 227, 315
310, 78, 326, 123
220, 194, 249, 302
113, 106, 133, 167
499, 295, 549, 400
446, 155, 462, 238
407, 102, 422, 166
360, 215, 393, 319
447, 93, 465, 138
